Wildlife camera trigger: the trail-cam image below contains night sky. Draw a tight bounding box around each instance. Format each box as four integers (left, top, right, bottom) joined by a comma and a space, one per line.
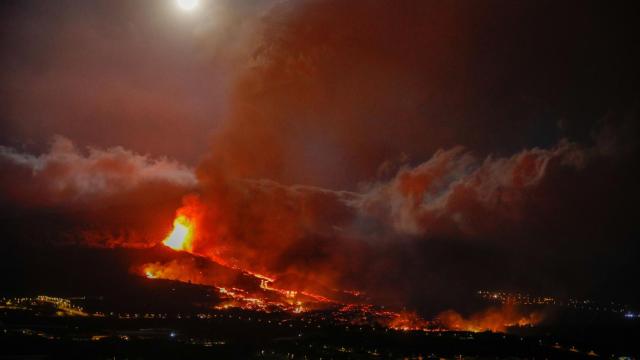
1, 0, 639, 313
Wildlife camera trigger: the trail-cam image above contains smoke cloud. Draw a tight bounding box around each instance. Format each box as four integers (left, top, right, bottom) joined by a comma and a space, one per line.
2, 0, 639, 311
167, 135, 622, 307
357, 141, 587, 237
0, 135, 196, 205
0, 136, 197, 249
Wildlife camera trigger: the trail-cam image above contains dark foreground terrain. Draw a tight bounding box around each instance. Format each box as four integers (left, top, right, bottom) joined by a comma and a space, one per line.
1, 300, 639, 360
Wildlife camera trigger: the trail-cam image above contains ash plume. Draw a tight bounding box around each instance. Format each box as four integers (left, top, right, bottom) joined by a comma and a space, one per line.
1, 0, 639, 314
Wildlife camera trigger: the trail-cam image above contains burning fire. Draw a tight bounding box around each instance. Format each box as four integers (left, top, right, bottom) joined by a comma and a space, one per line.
141, 260, 206, 284
437, 305, 542, 332
140, 254, 542, 333
387, 311, 428, 331
162, 215, 194, 251
145, 203, 544, 334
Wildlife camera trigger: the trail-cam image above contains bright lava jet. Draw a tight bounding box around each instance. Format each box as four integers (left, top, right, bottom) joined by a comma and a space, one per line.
162, 215, 194, 251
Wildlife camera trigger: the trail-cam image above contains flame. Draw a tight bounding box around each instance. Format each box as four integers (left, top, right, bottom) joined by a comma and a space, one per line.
437, 305, 542, 332
162, 215, 194, 251
141, 260, 206, 285
387, 311, 427, 331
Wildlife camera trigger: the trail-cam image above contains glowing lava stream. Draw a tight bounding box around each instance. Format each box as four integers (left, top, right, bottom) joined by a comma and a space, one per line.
148, 216, 542, 331
154, 215, 335, 303
162, 215, 194, 251
159, 214, 278, 282
153, 215, 359, 313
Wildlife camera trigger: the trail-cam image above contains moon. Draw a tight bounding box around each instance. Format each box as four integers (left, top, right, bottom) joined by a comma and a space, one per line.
177, 0, 199, 11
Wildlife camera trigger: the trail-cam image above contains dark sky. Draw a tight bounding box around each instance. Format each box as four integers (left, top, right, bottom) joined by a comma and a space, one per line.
1, 1, 638, 174
1, 0, 639, 310
0, 0, 253, 164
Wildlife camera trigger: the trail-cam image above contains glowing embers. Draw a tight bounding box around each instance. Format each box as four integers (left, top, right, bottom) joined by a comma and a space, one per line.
162, 215, 194, 251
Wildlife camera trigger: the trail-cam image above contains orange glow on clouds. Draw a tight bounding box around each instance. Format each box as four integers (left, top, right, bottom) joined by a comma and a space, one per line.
162, 215, 194, 251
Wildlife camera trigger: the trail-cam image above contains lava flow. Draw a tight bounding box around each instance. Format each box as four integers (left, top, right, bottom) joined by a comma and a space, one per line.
143, 213, 542, 333
144, 212, 337, 313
